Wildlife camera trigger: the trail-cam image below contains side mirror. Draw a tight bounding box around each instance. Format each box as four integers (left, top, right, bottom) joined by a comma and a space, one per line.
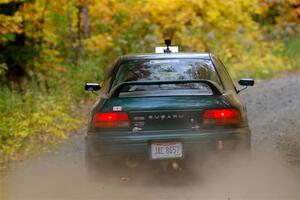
238, 78, 254, 86
85, 83, 101, 91
237, 78, 254, 93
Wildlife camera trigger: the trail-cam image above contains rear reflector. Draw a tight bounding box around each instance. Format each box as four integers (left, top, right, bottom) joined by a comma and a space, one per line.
93, 112, 130, 128
203, 109, 240, 125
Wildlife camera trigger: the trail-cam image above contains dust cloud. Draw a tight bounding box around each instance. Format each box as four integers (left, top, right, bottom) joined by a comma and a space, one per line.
3, 150, 299, 200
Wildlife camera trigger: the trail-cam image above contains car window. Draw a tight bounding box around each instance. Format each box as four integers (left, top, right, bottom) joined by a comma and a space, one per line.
212, 57, 236, 92
114, 59, 222, 86
111, 59, 222, 96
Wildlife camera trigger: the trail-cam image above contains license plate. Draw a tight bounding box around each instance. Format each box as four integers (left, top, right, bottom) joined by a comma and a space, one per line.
150, 141, 183, 159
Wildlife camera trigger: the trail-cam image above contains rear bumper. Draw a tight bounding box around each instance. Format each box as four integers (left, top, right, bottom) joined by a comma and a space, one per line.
85, 128, 251, 160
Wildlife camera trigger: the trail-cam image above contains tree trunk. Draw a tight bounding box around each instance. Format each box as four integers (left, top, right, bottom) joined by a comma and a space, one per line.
82, 0, 89, 38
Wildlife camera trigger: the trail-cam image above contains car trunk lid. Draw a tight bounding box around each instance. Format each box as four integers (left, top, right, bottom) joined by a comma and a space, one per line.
100, 96, 229, 131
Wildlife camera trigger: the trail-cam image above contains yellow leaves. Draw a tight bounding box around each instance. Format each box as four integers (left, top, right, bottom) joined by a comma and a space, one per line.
255, 1, 269, 16
89, 0, 114, 23
256, 0, 300, 26
0, 91, 82, 166
203, 0, 220, 23
85, 34, 113, 52
135, 0, 262, 56
19, 2, 38, 21
145, 0, 195, 41
0, 14, 23, 35
17, 131, 30, 138
0, 0, 13, 3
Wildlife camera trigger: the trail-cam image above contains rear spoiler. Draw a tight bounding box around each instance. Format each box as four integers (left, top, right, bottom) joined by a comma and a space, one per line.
109, 80, 223, 97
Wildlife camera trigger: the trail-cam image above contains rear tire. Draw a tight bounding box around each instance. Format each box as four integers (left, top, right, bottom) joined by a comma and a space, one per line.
85, 143, 110, 181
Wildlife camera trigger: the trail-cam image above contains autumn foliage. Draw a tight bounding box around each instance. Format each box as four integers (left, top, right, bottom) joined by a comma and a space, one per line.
0, 0, 300, 169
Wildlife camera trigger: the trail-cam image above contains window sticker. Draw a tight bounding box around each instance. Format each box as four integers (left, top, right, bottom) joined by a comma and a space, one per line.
113, 106, 122, 111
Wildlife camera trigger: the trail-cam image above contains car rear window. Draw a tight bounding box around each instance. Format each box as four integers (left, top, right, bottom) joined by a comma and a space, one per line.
113, 58, 221, 96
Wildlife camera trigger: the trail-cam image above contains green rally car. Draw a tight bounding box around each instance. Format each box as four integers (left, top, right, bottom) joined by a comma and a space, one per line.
84, 41, 254, 174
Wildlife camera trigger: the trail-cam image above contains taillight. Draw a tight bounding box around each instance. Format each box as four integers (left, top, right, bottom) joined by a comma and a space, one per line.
93, 112, 130, 128
203, 109, 241, 126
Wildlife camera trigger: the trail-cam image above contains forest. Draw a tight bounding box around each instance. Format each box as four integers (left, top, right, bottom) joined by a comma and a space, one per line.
0, 0, 300, 170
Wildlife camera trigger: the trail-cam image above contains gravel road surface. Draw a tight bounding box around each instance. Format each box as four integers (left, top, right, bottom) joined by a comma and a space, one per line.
2, 75, 300, 200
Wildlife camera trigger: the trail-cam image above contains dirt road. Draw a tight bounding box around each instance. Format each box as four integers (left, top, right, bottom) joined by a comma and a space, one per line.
2, 75, 300, 200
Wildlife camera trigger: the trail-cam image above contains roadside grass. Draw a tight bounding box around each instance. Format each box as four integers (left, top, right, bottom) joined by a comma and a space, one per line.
283, 36, 300, 69
0, 86, 82, 172
0, 58, 103, 173
270, 36, 300, 78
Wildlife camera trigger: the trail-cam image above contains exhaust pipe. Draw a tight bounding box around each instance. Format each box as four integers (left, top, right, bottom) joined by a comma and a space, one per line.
161, 160, 181, 172
171, 161, 179, 170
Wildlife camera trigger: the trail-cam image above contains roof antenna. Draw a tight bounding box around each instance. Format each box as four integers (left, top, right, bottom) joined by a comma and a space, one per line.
164, 39, 171, 53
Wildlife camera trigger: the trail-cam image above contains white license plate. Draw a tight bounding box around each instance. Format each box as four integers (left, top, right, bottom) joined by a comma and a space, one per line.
151, 142, 183, 159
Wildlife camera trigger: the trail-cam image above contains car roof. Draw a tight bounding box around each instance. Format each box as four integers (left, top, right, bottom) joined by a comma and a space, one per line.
118, 53, 212, 61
